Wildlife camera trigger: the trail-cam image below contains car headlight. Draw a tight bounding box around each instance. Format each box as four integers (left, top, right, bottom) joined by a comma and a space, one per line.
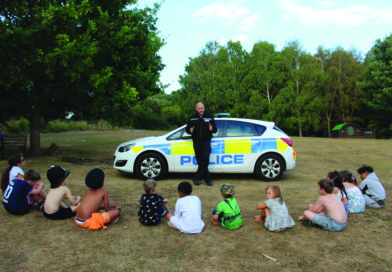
118, 143, 135, 152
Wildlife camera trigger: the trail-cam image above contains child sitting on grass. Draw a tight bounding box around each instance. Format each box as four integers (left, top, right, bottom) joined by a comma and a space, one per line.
210, 183, 243, 230
357, 165, 386, 208
254, 185, 295, 232
166, 181, 204, 234
299, 179, 347, 232
327, 171, 349, 216
1, 153, 25, 195
44, 166, 81, 220
340, 170, 365, 213
75, 168, 121, 230
138, 179, 170, 226
2, 169, 47, 215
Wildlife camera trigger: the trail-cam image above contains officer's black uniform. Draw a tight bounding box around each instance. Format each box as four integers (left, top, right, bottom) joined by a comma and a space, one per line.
185, 111, 217, 186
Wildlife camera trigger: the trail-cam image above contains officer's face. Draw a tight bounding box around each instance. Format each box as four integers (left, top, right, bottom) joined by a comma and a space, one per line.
196, 103, 204, 116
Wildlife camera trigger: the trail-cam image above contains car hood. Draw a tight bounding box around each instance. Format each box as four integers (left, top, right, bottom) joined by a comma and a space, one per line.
120, 135, 164, 146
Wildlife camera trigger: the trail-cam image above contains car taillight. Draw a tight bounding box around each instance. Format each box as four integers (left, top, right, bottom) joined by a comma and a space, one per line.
281, 138, 292, 147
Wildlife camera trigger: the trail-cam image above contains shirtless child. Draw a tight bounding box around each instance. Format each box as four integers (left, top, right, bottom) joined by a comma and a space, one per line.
75, 168, 121, 230
44, 166, 80, 220
299, 179, 347, 232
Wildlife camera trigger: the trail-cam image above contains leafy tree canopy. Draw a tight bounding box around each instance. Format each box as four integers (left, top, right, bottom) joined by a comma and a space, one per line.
0, 0, 164, 154
361, 34, 392, 138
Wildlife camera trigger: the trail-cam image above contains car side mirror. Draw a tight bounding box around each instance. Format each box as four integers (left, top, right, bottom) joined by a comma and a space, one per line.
181, 132, 192, 139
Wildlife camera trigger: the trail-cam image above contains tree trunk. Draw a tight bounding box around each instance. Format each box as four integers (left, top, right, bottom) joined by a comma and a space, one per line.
29, 111, 41, 156
327, 116, 331, 138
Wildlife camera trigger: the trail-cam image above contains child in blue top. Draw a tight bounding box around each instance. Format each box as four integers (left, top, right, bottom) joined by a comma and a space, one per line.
2, 169, 47, 215
254, 185, 295, 232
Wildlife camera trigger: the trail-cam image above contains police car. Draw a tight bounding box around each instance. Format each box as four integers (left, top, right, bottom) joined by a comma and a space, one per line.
113, 117, 296, 181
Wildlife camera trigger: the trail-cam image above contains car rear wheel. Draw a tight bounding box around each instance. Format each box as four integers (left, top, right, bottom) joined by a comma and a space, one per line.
255, 154, 285, 181
135, 153, 167, 180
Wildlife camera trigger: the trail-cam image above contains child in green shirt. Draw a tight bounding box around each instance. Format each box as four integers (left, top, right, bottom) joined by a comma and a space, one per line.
210, 183, 243, 230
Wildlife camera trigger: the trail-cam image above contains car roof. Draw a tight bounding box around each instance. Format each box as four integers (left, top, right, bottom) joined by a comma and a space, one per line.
214, 117, 275, 127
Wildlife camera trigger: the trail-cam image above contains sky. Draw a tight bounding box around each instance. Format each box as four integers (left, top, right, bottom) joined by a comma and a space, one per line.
136, 0, 392, 94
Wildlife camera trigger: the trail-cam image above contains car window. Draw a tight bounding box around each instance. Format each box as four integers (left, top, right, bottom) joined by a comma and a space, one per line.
212, 120, 223, 138
255, 125, 267, 136
273, 126, 286, 134
226, 121, 256, 137
167, 129, 184, 140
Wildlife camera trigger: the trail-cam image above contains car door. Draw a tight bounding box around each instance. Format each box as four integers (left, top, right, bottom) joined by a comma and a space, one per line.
168, 121, 224, 172
220, 121, 260, 173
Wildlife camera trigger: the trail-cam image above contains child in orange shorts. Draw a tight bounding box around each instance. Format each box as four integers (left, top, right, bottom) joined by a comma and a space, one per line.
75, 168, 121, 230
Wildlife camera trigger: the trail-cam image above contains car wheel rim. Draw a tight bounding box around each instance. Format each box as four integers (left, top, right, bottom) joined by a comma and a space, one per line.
261, 158, 280, 178
140, 157, 161, 178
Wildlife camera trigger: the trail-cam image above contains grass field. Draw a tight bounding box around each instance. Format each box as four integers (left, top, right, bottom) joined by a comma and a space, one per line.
1, 131, 391, 272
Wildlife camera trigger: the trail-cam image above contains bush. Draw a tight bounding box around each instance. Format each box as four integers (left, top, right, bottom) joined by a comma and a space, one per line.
5, 118, 29, 133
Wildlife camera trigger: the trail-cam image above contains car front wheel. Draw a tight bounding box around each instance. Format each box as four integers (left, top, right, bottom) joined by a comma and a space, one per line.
135, 153, 167, 180
255, 154, 285, 181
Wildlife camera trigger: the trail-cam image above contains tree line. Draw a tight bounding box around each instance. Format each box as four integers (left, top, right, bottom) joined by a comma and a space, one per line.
1, 1, 391, 159
168, 36, 392, 139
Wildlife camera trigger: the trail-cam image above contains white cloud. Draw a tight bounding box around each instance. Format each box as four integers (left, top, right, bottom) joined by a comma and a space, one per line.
278, 0, 392, 27
240, 14, 261, 31
217, 39, 228, 46
193, 2, 261, 33
232, 35, 250, 43
193, 3, 250, 23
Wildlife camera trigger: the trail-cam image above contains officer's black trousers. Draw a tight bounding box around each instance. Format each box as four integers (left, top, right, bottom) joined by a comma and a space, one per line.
193, 139, 212, 181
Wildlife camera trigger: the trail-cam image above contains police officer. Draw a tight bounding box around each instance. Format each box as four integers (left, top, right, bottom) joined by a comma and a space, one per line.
185, 102, 217, 186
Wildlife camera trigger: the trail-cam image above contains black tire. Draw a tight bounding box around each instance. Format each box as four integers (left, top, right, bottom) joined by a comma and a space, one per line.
255, 154, 285, 181
135, 152, 167, 180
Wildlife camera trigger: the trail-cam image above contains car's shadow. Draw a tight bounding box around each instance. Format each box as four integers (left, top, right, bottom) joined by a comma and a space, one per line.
116, 171, 268, 182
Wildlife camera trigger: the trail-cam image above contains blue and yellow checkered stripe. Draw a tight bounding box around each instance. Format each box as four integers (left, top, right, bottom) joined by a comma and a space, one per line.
131, 138, 290, 155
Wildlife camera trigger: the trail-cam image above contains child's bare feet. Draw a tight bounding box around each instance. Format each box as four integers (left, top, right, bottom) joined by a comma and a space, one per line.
210, 218, 221, 226
254, 215, 264, 224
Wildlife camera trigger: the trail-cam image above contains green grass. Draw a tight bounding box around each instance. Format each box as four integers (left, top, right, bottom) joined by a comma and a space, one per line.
0, 131, 391, 271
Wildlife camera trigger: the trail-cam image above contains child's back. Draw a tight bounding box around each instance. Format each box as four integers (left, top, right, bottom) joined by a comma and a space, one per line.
76, 188, 107, 219
138, 179, 170, 226
75, 168, 120, 230
264, 197, 295, 231
321, 194, 347, 223
216, 197, 243, 230
211, 184, 243, 230
166, 181, 204, 234
44, 166, 80, 220
172, 195, 204, 233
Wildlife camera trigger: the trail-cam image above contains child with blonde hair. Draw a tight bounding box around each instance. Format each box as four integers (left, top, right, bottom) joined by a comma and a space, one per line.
138, 179, 170, 226
254, 185, 295, 232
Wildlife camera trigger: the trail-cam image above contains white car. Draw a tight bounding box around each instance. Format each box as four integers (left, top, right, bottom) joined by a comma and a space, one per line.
113, 118, 296, 181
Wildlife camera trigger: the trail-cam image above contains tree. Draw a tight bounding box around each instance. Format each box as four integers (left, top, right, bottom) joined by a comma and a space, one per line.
239, 41, 284, 120
270, 40, 324, 136
315, 46, 364, 137
0, 0, 164, 155
361, 34, 392, 138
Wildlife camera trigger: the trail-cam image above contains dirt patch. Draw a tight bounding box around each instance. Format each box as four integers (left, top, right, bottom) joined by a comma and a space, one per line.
61, 156, 113, 166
